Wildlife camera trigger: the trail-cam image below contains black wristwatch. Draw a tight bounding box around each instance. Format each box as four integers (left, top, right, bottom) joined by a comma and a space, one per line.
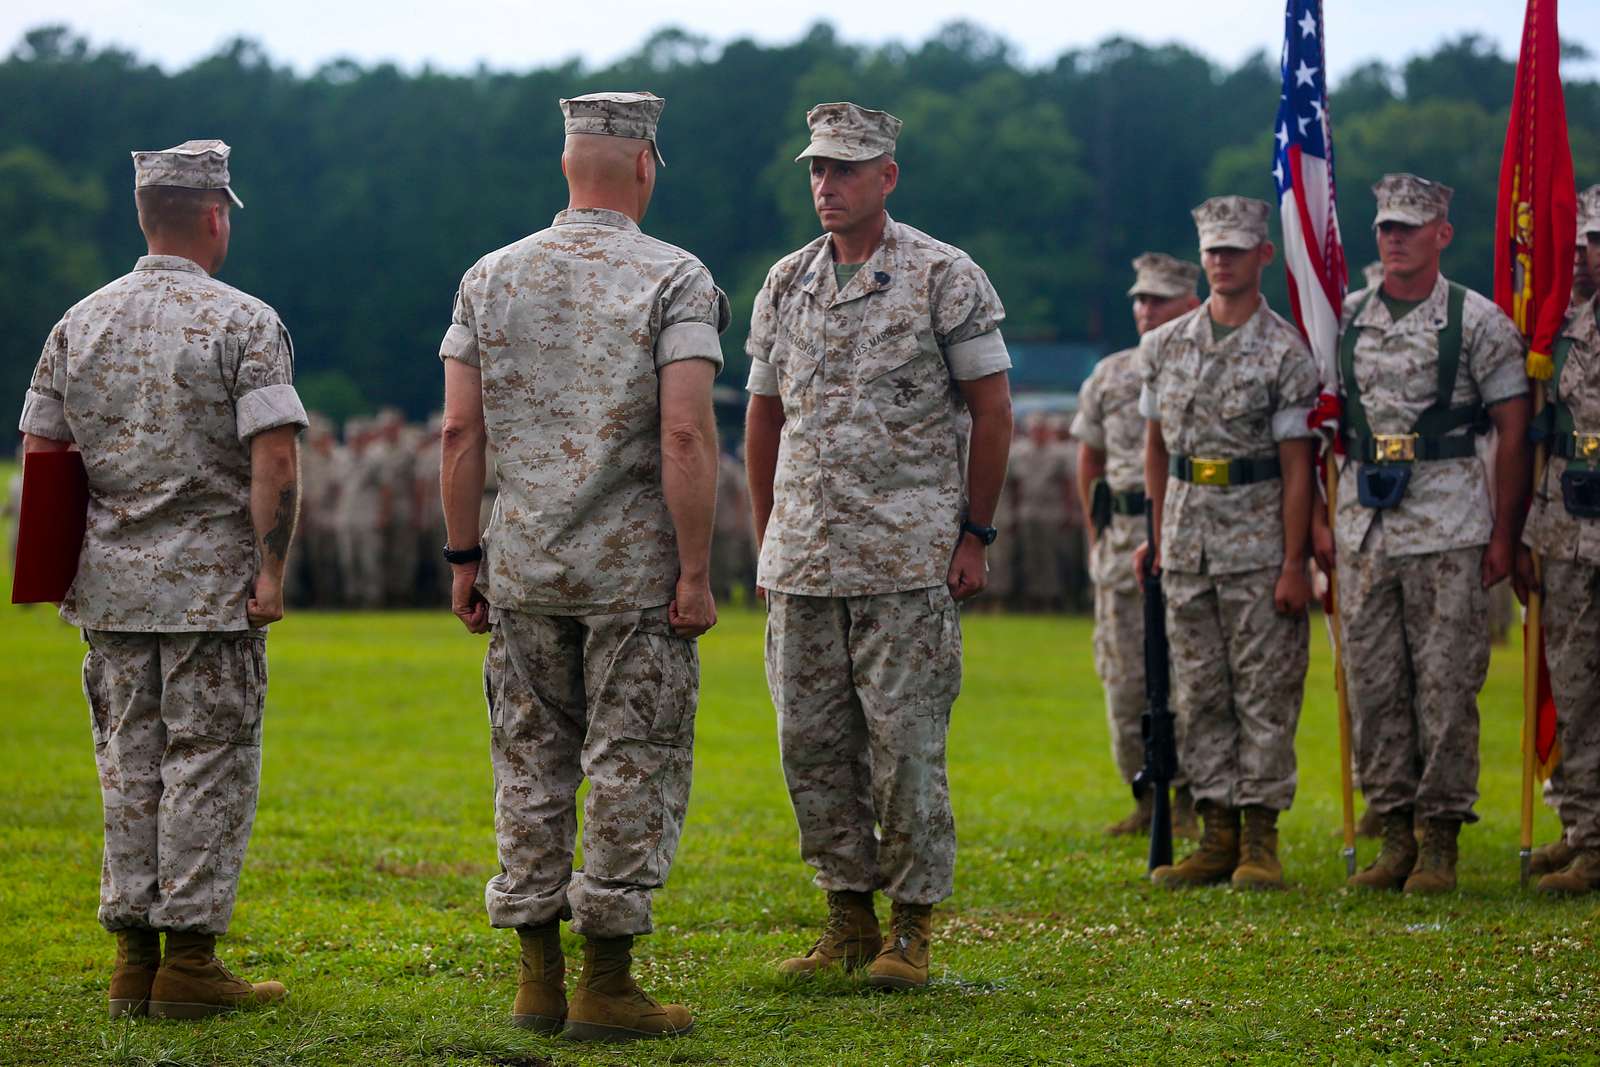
960, 520, 998, 546
442, 543, 483, 565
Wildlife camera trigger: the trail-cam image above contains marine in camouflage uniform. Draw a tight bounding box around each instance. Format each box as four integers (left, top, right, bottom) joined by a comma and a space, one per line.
1011, 413, 1073, 611
1140, 196, 1319, 891
1072, 252, 1200, 837
1324, 174, 1531, 894
710, 448, 755, 603
17, 140, 303, 1017
1522, 185, 1600, 895
335, 420, 385, 608
439, 92, 723, 1041
746, 102, 1012, 988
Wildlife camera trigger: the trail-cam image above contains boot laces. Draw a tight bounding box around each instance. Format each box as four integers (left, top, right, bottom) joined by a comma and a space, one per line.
803, 899, 856, 956
889, 908, 924, 954
1241, 835, 1269, 864
1199, 812, 1230, 853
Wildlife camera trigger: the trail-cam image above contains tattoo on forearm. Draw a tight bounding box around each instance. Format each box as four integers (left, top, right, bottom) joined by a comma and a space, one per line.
264, 486, 297, 561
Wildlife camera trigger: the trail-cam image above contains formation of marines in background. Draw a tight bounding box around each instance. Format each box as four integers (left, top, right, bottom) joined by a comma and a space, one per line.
12, 81, 1600, 1047
245, 409, 1090, 613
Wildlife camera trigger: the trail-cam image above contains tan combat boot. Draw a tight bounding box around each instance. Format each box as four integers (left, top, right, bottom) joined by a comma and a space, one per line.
148, 932, 287, 1019
777, 890, 882, 975
1231, 806, 1284, 890
1403, 818, 1461, 895
866, 902, 932, 990
1348, 809, 1418, 891
511, 921, 565, 1034
1104, 792, 1155, 837
1151, 802, 1239, 887
1530, 836, 1577, 877
1173, 787, 1201, 840
563, 935, 692, 1042
109, 928, 161, 1018
1537, 848, 1600, 896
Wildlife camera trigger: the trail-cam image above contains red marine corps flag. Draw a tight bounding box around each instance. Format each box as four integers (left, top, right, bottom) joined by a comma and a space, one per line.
1495, 0, 1575, 882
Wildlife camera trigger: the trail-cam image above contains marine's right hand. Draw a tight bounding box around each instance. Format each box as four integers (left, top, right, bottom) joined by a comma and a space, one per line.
247, 573, 285, 628
669, 574, 716, 639
1133, 540, 1160, 584
1512, 545, 1540, 606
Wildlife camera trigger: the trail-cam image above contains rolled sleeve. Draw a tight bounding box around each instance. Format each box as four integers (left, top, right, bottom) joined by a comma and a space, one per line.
18, 389, 71, 441
1072, 371, 1106, 449
1272, 407, 1316, 441
1274, 337, 1321, 440
1070, 410, 1104, 450
440, 323, 480, 367
932, 257, 1006, 349
1467, 300, 1529, 406
656, 264, 728, 371
944, 328, 1012, 380
746, 356, 779, 396
656, 321, 725, 371
1138, 384, 1160, 420
1480, 358, 1532, 407
21, 321, 72, 440
237, 383, 310, 441
439, 274, 481, 367
1136, 328, 1163, 420
229, 311, 305, 441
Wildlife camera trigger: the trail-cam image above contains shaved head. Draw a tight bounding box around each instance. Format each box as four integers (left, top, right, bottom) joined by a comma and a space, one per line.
563, 133, 651, 182
135, 185, 229, 240
561, 132, 657, 222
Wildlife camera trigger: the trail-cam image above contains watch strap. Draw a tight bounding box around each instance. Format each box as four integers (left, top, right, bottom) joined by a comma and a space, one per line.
961, 520, 998, 546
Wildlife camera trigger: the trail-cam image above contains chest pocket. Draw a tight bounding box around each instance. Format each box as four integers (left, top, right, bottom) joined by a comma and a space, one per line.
1219, 374, 1270, 422
856, 328, 946, 418
771, 339, 822, 413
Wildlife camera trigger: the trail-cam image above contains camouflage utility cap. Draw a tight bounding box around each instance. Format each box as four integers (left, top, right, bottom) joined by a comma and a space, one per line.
1128, 252, 1201, 299
1579, 184, 1600, 240
561, 91, 667, 165
795, 102, 902, 163
131, 139, 244, 209
1192, 196, 1270, 251
1373, 173, 1453, 226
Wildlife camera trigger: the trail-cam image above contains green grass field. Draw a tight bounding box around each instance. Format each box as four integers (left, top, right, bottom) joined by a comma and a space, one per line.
2, 575, 1596, 1064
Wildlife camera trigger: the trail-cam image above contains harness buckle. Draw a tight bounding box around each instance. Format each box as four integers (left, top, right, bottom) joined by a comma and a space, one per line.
1192, 458, 1230, 487
1373, 433, 1418, 463
1575, 431, 1600, 466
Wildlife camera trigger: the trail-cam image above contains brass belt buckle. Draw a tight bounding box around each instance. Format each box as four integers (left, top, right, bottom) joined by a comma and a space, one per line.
1192, 458, 1230, 486
1373, 433, 1417, 463
1576, 431, 1600, 465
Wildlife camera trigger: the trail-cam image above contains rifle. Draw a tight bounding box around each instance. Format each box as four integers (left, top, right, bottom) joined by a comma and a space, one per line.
1132, 509, 1178, 871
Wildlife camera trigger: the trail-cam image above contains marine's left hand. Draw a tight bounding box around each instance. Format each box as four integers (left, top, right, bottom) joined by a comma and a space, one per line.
947, 534, 988, 601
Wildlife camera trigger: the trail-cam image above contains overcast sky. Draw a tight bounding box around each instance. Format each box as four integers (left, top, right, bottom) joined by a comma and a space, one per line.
4, 0, 1597, 82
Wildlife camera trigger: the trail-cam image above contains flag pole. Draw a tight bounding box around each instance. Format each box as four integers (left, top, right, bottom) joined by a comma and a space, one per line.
1324, 451, 1357, 876
1520, 381, 1548, 888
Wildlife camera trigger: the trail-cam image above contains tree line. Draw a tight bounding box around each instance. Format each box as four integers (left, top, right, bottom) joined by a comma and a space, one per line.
2, 22, 1598, 422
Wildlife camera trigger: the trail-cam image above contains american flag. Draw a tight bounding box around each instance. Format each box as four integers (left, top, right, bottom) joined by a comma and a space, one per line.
1273, 0, 1346, 401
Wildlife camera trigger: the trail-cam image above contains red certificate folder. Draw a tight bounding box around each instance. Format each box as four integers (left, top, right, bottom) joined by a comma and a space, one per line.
11, 450, 89, 604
